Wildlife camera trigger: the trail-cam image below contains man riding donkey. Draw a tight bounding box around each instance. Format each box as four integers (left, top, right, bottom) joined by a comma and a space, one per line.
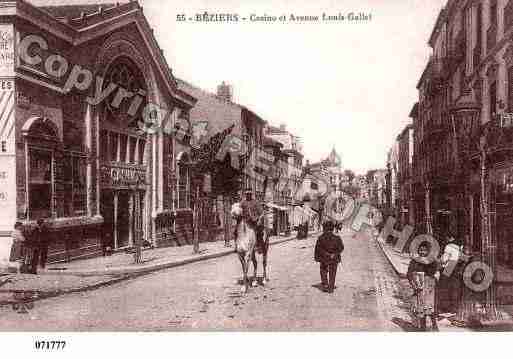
234, 189, 266, 252
231, 188, 272, 292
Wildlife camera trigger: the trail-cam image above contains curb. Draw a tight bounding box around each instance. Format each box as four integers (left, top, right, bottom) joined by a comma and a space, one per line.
374, 236, 407, 278
40, 234, 305, 277
0, 275, 130, 306
0, 233, 316, 306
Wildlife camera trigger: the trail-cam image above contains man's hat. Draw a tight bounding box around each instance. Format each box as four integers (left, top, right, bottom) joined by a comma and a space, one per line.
323, 221, 335, 232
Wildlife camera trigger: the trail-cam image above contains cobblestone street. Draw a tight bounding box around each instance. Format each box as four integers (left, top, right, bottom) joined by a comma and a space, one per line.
0, 231, 414, 331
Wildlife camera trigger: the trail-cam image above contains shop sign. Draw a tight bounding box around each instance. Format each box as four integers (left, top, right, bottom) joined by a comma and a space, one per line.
0, 24, 14, 77
101, 165, 146, 188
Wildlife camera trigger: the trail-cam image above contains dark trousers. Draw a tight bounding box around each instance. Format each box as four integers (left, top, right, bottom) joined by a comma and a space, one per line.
320, 262, 338, 290
30, 245, 48, 273
30, 248, 39, 274
39, 245, 48, 269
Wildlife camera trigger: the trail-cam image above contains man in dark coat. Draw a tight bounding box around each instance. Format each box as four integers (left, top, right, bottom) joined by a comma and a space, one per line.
315, 221, 344, 293
31, 219, 50, 273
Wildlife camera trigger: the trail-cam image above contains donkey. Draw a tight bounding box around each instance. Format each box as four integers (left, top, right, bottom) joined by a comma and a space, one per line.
251, 207, 272, 285
231, 203, 256, 294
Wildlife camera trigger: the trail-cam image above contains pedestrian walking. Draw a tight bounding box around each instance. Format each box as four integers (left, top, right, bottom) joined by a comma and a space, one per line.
407, 242, 440, 331
9, 222, 27, 273
314, 221, 344, 293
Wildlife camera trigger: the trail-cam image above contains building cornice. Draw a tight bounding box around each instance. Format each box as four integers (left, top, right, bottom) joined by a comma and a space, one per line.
2, 1, 197, 109
467, 14, 513, 85
16, 0, 76, 43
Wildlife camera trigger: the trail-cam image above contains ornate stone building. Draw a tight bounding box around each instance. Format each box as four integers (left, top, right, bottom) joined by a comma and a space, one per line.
412, 0, 513, 320
0, 1, 197, 263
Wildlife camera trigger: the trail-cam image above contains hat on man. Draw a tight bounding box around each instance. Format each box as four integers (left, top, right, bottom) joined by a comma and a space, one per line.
323, 221, 335, 232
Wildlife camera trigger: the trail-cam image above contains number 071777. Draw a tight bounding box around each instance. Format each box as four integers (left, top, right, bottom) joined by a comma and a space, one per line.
34, 341, 66, 350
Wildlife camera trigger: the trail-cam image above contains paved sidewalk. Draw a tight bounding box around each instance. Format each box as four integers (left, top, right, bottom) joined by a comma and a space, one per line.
375, 234, 513, 283
374, 233, 513, 331
0, 232, 314, 305
375, 235, 410, 277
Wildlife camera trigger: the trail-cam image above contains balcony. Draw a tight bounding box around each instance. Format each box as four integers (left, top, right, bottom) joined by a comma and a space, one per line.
425, 56, 451, 97
423, 115, 451, 140
429, 56, 450, 81
448, 32, 466, 72
471, 114, 513, 160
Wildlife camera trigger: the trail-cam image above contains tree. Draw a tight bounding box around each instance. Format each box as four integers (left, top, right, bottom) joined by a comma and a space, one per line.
190, 125, 236, 253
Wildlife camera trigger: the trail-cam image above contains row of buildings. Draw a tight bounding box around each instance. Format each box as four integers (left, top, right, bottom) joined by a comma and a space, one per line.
0, 0, 344, 265
385, 0, 513, 320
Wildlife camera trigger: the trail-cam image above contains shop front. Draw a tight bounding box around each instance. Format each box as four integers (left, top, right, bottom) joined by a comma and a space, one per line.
100, 164, 147, 251
487, 163, 513, 268
17, 115, 104, 263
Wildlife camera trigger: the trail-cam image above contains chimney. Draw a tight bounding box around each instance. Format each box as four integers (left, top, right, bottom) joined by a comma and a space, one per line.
217, 81, 233, 102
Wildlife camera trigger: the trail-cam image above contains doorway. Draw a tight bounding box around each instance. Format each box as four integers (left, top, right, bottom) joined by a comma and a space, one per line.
100, 191, 115, 251
100, 190, 145, 250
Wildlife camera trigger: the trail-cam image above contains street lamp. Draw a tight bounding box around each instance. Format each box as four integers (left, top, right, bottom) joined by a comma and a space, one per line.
478, 135, 499, 321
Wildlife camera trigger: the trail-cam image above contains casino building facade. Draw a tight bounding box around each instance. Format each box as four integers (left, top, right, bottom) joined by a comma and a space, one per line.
0, 1, 197, 262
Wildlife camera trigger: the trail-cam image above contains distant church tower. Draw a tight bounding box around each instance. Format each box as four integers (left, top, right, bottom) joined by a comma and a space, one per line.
217, 81, 233, 102
327, 147, 342, 168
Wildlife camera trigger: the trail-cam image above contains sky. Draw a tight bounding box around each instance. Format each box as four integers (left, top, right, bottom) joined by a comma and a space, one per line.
34, 0, 446, 174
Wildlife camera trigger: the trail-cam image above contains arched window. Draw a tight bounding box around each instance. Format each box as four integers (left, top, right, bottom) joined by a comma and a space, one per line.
23, 118, 58, 220
23, 118, 87, 220
105, 56, 147, 128
99, 57, 147, 165
176, 152, 190, 209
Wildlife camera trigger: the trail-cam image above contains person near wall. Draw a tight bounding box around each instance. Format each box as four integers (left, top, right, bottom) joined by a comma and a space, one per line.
30, 219, 50, 274
314, 221, 345, 293
438, 233, 464, 314
9, 222, 27, 274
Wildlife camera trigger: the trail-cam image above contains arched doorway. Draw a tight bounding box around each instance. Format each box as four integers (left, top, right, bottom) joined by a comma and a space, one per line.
98, 56, 149, 250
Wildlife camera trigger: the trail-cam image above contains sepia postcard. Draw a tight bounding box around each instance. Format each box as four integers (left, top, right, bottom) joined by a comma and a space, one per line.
2, 0, 513, 352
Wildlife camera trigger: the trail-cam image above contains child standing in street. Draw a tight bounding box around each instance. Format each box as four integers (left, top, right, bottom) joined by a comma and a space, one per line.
314, 221, 345, 293
407, 242, 440, 331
